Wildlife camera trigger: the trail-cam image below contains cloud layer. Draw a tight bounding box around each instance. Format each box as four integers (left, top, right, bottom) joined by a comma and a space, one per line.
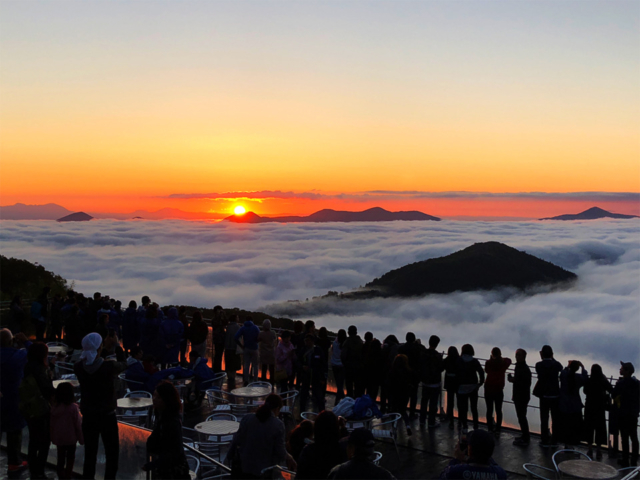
1, 218, 638, 374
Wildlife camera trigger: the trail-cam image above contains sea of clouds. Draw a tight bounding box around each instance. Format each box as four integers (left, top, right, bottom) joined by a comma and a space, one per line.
1, 219, 638, 375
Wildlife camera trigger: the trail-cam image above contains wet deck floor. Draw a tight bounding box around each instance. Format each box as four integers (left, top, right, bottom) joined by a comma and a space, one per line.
1, 387, 631, 479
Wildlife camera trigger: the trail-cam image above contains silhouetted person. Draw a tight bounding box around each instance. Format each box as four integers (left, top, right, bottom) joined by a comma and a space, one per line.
331, 329, 347, 403
380, 335, 400, 414
188, 310, 208, 359
178, 306, 189, 365
32, 287, 50, 341
143, 381, 190, 479
365, 338, 384, 401
398, 332, 423, 418
287, 420, 314, 462
613, 361, 639, 468
275, 330, 296, 392
160, 307, 184, 367
257, 319, 277, 383
443, 346, 460, 429
439, 429, 507, 479
558, 360, 588, 447
121, 300, 139, 356
584, 364, 613, 460
533, 345, 563, 445
224, 315, 241, 390
328, 428, 395, 479
508, 348, 531, 446
484, 347, 512, 435
23, 342, 54, 479
74, 333, 127, 479
296, 411, 348, 480
299, 334, 327, 412
388, 354, 413, 436
341, 325, 364, 398
235, 316, 260, 385
456, 344, 484, 432
419, 335, 444, 428
1, 330, 30, 476
211, 305, 227, 372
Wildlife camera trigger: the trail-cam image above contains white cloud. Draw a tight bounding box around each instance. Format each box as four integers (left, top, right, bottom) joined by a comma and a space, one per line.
1, 218, 638, 374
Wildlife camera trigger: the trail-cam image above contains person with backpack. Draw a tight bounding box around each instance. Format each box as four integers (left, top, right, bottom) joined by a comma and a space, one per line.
1, 329, 31, 476
50, 382, 84, 479
533, 345, 563, 446
583, 364, 613, 460
484, 347, 512, 436
74, 333, 127, 479
419, 335, 444, 428
22, 342, 54, 479
341, 325, 364, 398
456, 344, 484, 433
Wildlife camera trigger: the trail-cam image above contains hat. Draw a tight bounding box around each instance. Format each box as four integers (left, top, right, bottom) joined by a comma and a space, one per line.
621, 361, 635, 374
80, 332, 103, 365
348, 428, 375, 448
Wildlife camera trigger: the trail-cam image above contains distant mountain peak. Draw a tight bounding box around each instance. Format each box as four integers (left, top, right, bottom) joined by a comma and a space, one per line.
57, 212, 93, 222
224, 207, 440, 223
540, 206, 638, 221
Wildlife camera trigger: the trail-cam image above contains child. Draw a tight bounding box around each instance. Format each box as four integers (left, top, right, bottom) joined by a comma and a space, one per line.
50, 382, 84, 479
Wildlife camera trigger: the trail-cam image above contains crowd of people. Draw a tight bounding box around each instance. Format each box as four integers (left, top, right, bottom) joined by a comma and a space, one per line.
1, 288, 639, 479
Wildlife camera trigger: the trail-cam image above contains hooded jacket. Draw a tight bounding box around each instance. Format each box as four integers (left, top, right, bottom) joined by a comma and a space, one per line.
235, 320, 260, 351
456, 355, 485, 394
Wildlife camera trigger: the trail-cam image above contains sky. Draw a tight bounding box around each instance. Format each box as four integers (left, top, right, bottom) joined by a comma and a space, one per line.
1, 218, 638, 375
1, 1, 639, 217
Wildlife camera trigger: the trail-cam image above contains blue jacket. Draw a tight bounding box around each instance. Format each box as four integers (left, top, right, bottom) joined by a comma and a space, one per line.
125, 358, 151, 386
145, 367, 193, 394
0, 343, 31, 432
122, 307, 140, 350
160, 308, 184, 364
235, 320, 260, 351
192, 357, 217, 391
140, 316, 163, 361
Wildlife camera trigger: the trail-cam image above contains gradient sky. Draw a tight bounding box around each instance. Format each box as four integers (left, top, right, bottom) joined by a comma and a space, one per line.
1, 1, 638, 217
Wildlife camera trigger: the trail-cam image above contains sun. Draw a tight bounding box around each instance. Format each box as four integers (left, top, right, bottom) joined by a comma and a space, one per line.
234, 205, 246, 215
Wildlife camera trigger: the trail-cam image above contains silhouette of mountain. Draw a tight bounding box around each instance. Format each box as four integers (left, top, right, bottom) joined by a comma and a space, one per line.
225, 207, 440, 223
95, 208, 224, 220
0, 203, 73, 220
57, 212, 93, 222
360, 242, 576, 298
540, 207, 639, 221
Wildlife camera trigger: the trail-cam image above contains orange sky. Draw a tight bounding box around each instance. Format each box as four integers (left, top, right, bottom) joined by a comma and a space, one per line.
1, 2, 638, 218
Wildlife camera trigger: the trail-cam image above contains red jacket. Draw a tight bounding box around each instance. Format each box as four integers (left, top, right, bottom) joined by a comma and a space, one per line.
484, 357, 512, 396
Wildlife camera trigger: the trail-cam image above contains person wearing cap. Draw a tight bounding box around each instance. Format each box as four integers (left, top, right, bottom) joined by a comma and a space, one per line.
327, 428, 395, 479
74, 332, 127, 479
613, 361, 639, 467
439, 429, 507, 479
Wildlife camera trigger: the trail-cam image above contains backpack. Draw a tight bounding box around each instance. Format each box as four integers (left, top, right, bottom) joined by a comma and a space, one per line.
352, 394, 382, 420
18, 375, 48, 420
332, 397, 355, 418
30, 301, 43, 320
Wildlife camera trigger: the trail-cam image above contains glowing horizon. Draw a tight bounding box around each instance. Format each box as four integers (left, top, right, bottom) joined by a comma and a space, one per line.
0, 1, 638, 217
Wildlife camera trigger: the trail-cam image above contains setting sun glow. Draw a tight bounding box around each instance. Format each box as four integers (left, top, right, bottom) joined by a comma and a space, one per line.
234, 206, 246, 215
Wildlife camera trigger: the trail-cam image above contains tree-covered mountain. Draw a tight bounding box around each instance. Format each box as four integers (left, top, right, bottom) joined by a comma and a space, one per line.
364, 241, 576, 297
0, 256, 70, 301
225, 207, 440, 223
540, 207, 639, 221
